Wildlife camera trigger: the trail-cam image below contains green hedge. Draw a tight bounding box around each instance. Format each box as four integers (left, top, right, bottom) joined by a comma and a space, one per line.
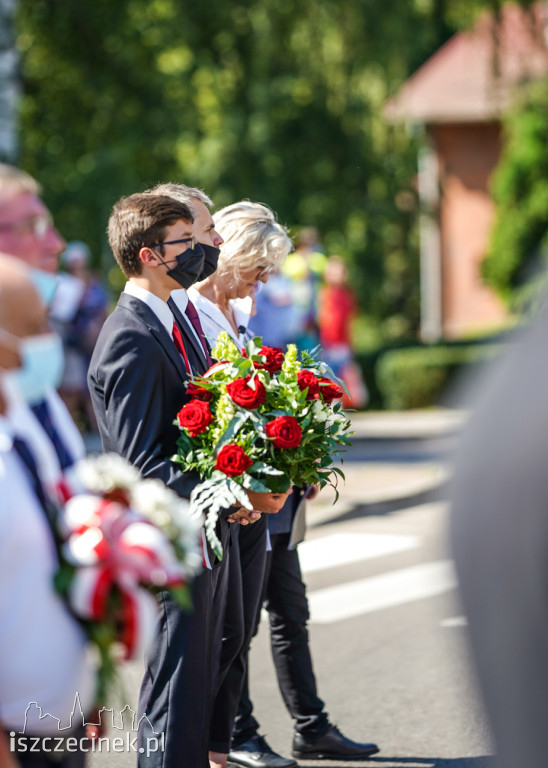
373, 344, 501, 410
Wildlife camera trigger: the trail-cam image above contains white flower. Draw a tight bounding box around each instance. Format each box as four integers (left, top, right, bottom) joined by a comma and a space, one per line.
312, 400, 328, 423
62, 494, 103, 534
75, 454, 141, 494
131, 478, 201, 566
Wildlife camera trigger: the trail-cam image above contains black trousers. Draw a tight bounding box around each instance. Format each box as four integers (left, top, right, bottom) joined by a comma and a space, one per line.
138, 521, 231, 768
210, 515, 268, 753
233, 531, 328, 745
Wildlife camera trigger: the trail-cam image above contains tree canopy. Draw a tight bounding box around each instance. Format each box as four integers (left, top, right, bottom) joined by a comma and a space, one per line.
16, 0, 534, 339
483, 80, 548, 308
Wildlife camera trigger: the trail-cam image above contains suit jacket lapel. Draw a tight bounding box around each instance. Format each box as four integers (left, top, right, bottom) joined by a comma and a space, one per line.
117, 293, 189, 383
168, 297, 208, 373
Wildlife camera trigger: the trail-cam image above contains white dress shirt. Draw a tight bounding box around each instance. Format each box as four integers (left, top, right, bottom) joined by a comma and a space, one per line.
124, 282, 204, 374
124, 281, 174, 338
187, 289, 252, 349
0, 416, 95, 733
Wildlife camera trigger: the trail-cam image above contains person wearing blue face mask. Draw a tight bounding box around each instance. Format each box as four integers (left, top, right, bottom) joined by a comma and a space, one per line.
0, 164, 86, 474
0, 254, 84, 491
0, 258, 97, 768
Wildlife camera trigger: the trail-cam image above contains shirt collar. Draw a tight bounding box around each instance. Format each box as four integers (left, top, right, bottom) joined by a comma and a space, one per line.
124, 281, 174, 338
170, 288, 189, 314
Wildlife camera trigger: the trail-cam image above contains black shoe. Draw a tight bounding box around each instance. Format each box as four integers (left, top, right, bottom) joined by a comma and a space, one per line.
292, 724, 379, 760
228, 734, 298, 768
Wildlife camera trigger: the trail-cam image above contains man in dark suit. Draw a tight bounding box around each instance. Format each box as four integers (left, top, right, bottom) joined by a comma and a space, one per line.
88, 193, 260, 768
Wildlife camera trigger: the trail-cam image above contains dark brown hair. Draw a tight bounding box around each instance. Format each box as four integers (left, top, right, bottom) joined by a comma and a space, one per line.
107, 193, 193, 277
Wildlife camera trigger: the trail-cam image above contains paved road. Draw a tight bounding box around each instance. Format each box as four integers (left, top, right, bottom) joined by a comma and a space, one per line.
89, 431, 493, 768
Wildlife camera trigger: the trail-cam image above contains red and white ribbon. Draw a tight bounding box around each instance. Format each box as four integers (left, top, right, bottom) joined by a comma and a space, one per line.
62, 495, 185, 660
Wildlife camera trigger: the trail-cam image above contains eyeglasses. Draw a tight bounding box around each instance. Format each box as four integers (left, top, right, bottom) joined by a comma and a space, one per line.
148, 236, 195, 250
0, 214, 54, 238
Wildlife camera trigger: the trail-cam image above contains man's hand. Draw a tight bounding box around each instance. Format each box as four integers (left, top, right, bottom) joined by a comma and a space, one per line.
227, 508, 262, 525
245, 488, 293, 514
226, 488, 293, 524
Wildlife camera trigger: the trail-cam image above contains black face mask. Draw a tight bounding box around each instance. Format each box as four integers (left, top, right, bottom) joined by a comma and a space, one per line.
197, 242, 220, 281
162, 243, 206, 290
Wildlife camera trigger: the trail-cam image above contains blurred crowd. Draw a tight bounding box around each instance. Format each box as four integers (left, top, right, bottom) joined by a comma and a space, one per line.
250, 227, 368, 410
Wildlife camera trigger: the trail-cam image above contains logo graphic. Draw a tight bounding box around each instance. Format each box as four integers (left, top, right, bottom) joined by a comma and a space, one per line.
11, 695, 164, 756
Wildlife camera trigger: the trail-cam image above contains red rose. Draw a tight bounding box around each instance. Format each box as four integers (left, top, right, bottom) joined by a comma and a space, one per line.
186, 382, 213, 401
226, 376, 267, 409
177, 399, 213, 436
318, 377, 343, 403
244, 346, 285, 373
265, 415, 302, 449
297, 370, 320, 400
215, 444, 253, 477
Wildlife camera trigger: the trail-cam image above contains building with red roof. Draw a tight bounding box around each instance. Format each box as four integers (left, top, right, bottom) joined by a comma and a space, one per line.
387, 2, 548, 339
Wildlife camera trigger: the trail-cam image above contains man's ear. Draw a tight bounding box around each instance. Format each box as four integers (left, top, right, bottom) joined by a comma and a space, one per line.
139, 246, 160, 267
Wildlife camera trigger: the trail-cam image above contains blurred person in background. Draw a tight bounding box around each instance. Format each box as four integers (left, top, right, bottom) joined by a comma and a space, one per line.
451, 303, 548, 768
0, 167, 85, 474
189, 200, 293, 768
318, 256, 368, 409
281, 226, 327, 351
249, 267, 298, 350
50, 241, 109, 430
0, 255, 96, 768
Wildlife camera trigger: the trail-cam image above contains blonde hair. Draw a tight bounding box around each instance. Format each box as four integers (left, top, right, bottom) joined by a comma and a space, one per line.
213, 201, 292, 285
0, 164, 40, 199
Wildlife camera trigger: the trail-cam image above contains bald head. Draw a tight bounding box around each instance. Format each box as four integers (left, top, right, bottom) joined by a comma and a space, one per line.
0, 253, 47, 339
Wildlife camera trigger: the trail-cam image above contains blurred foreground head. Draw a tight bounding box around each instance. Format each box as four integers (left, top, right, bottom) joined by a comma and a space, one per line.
451, 303, 548, 768
0, 164, 65, 273
0, 253, 64, 404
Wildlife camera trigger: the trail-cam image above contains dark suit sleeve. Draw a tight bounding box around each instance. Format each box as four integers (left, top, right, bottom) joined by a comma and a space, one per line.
89, 321, 200, 500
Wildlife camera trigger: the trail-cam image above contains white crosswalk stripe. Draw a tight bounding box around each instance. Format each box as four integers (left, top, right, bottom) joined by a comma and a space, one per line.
298, 532, 420, 574
308, 560, 457, 624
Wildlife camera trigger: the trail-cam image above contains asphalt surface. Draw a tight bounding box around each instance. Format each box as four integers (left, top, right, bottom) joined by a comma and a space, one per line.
88, 427, 494, 768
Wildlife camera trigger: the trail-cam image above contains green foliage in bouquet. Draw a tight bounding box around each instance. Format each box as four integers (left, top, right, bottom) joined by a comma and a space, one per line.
172, 333, 353, 559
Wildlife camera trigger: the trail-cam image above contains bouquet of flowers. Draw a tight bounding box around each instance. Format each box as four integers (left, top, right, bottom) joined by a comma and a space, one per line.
172, 333, 352, 558
54, 454, 202, 702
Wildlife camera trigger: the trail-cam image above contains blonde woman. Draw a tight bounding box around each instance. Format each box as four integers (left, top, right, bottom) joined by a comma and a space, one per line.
189, 201, 291, 349
189, 202, 293, 768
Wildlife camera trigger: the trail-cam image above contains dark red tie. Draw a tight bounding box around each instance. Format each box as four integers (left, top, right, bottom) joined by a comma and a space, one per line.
172, 321, 191, 374
185, 299, 213, 367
